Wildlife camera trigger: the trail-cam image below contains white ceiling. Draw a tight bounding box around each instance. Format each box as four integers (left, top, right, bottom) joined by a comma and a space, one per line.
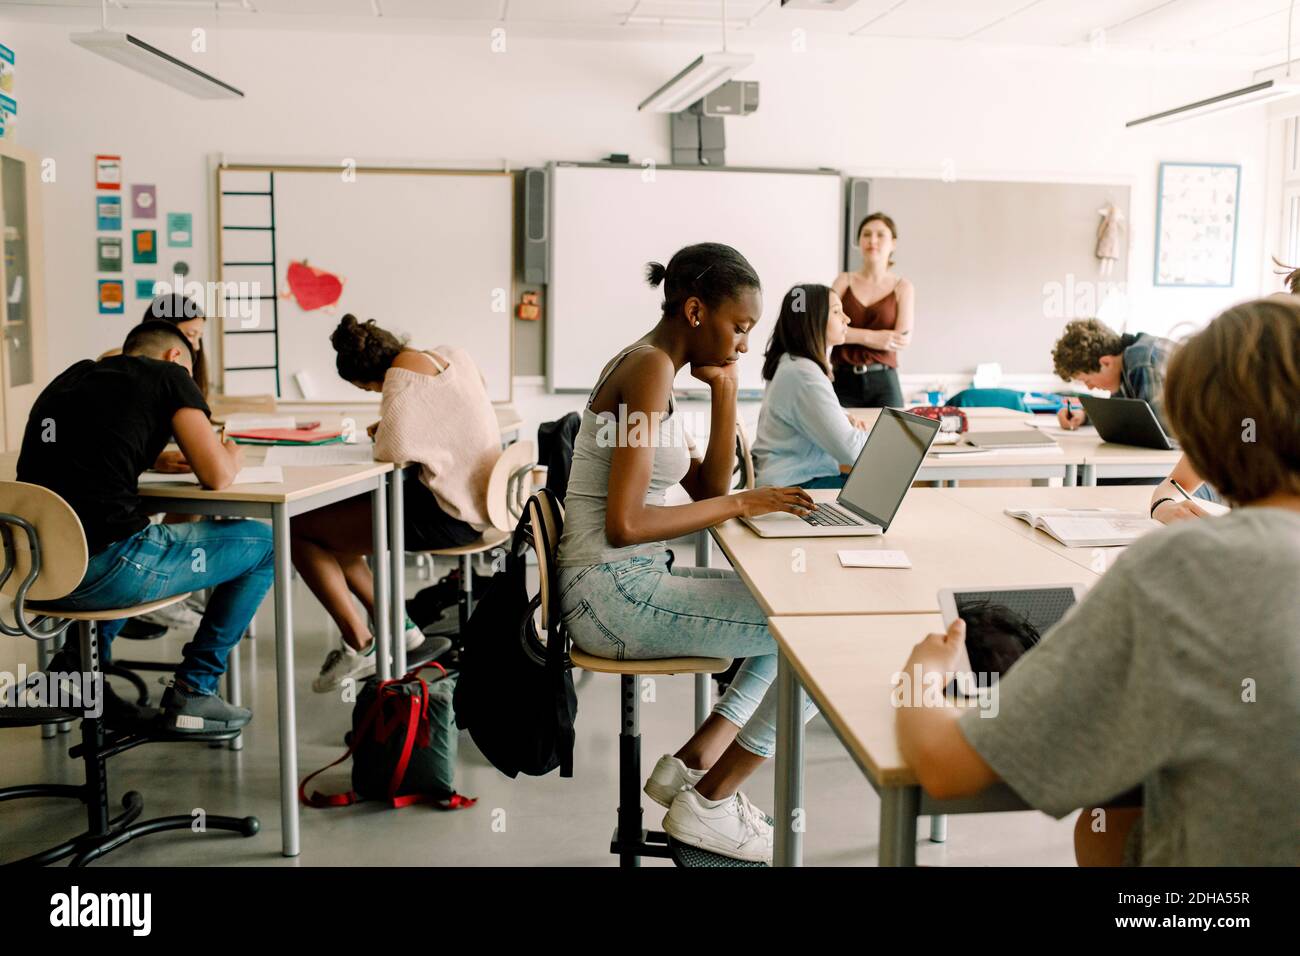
1, 0, 1295, 65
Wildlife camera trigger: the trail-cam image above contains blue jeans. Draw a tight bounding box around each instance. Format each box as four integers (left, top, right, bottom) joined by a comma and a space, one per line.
799, 474, 847, 490
558, 550, 817, 758
51, 521, 274, 695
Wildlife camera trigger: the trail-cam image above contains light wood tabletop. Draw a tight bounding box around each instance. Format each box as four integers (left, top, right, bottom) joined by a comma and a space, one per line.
709, 488, 1098, 617
770, 613, 947, 788
939, 484, 1158, 573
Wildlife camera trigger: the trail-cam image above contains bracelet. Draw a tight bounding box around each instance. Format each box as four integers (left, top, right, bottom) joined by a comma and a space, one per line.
1150, 497, 1176, 518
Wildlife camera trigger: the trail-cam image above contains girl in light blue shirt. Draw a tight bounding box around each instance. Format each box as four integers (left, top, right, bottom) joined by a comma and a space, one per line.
753, 284, 869, 489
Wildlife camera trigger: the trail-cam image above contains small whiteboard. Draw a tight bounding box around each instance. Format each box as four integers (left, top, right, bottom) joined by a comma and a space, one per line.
216, 165, 513, 402
547, 163, 843, 393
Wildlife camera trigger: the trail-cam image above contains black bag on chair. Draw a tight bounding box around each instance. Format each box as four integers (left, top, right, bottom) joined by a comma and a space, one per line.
452, 492, 576, 778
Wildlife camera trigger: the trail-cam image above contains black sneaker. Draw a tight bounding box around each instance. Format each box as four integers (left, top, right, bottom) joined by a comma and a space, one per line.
159, 683, 251, 733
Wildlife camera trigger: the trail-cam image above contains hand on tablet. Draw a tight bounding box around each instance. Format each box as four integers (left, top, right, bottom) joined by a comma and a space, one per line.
905, 619, 967, 674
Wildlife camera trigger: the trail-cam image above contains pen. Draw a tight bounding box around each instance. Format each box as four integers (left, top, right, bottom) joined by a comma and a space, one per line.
1170, 479, 1194, 501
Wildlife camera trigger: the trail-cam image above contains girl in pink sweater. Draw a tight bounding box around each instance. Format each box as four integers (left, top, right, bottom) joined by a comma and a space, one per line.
293, 314, 501, 692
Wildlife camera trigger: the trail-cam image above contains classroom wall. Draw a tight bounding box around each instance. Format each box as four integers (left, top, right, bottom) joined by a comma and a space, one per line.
0, 17, 1278, 445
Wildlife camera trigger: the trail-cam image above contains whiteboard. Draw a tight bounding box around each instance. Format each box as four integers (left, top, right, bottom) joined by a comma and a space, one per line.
217, 167, 513, 402
547, 164, 842, 393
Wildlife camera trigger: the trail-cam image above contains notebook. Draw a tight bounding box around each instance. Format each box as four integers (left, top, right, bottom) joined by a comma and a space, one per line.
139, 465, 285, 486
1003, 507, 1159, 547
227, 427, 343, 445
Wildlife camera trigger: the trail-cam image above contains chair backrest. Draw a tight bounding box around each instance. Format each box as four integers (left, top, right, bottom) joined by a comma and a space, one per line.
947, 388, 1029, 412
0, 481, 89, 603
734, 420, 755, 491
526, 489, 565, 632
484, 440, 538, 534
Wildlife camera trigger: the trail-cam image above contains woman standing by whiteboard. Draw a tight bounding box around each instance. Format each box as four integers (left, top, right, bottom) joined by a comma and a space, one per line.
830, 212, 914, 408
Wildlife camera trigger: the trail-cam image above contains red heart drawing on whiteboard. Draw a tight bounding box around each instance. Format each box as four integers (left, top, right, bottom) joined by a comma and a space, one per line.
283, 260, 344, 311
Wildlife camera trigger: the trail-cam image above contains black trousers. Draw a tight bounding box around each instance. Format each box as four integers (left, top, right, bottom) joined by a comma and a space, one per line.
832, 364, 904, 408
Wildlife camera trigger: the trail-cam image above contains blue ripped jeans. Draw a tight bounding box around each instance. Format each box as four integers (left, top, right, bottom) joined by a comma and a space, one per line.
48, 520, 274, 695
558, 550, 818, 758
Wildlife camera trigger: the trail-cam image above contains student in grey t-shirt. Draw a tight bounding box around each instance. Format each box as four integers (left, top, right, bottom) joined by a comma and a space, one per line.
896, 297, 1300, 866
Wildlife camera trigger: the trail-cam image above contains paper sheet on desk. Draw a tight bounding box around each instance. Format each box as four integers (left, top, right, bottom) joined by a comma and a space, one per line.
1026, 421, 1099, 438
139, 466, 284, 485
262, 443, 377, 466
838, 549, 912, 569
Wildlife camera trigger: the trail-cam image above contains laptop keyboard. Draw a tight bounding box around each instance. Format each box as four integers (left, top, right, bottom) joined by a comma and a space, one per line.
801, 503, 863, 527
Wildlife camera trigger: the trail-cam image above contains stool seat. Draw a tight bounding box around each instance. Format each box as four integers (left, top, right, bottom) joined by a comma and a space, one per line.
569, 647, 731, 676
28, 592, 192, 623
417, 529, 510, 558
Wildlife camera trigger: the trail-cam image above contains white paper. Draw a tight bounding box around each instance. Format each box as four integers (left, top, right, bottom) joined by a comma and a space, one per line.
262, 443, 377, 467
139, 465, 284, 485
221, 414, 299, 430
838, 549, 912, 569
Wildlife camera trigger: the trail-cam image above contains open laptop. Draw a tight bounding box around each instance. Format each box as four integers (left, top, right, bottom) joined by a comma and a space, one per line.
1078, 394, 1177, 450
741, 407, 940, 538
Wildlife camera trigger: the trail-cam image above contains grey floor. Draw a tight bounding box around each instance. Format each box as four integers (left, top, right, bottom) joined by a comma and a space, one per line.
0, 545, 1079, 866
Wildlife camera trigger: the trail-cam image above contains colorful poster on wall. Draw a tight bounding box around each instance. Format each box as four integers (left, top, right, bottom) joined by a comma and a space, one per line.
96, 195, 122, 230
135, 278, 159, 300
166, 212, 193, 247
95, 154, 121, 190
98, 279, 125, 315
131, 183, 157, 218
96, 236, 122, 272
0, 91, 15, 121
0, 43, 14, 94
1154, 162, 1240, 287
132, 229, 157, 264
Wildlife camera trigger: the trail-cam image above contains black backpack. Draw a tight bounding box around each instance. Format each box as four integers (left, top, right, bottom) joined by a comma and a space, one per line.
453, 490, 576, 778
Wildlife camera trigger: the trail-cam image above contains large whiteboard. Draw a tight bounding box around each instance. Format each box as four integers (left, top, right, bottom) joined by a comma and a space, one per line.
217, 166, 513, 402
547, 164, 842, 393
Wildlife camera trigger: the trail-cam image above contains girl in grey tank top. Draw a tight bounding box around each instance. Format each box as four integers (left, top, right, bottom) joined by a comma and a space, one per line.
552, 243, 818, 865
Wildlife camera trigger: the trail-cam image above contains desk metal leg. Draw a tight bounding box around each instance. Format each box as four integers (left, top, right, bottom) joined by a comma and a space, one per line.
388, 468, 407, 677
879, 786, 920, 866
271, 504, 300, 858
1064, 464, 1078, 487
773, 651, 805, 867
1081, 464, 1097, 487
695, 529, 711, 568
929, 814, 947, 843
227, 641, 243, 752
371, 482, 391, 681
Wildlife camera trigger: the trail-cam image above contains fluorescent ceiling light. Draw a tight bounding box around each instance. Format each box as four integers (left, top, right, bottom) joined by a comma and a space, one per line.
1125, 78, 1300, 127
638, 51, 754, 113
70, 30, 244, 99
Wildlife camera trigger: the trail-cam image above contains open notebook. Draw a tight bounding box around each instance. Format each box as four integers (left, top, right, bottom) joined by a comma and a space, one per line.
138, 465, 284, 486
1004, 507, 1160, 547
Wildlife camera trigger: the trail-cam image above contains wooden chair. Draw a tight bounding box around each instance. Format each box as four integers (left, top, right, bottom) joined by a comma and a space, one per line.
527, 489, 731, 867
410, 440, 537, 642
0, 480, 259, 865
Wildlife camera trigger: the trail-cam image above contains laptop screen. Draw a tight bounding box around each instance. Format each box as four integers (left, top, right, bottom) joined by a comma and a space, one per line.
838, 408, 938, 529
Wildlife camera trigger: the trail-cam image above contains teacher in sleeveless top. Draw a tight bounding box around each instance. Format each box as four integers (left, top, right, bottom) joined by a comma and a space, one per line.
830, 212, 914, 408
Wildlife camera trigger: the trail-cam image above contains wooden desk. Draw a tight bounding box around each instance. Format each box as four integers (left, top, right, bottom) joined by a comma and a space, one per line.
2, 448, 398, 858
708, 489, 1099, 617
769, 613, 1033, 866
940, 485, 1157, 573
1065, 436, 1181, 484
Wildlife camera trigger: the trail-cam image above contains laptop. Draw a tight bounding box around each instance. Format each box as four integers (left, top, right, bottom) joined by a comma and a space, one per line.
1078, 394, 1177, 450
741, 407, 940, 538
963, 429, 1059, 450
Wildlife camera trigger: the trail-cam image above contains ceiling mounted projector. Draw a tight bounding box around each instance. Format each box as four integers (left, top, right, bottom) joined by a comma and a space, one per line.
70, 30, 244, 100
638, 51, 754, 113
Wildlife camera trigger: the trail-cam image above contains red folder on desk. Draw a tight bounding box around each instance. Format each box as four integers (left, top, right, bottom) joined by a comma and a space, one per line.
227, 427, 344, 445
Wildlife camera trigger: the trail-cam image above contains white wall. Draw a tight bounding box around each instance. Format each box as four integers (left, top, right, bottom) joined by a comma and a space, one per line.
0, 17, 1278, 447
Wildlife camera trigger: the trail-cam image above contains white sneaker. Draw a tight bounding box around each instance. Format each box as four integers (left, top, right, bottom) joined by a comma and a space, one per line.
663, 788, 774, 864
138, 599, 203, 630
404, 626, 426, 651
312, 645, 376, 693
644, 755, 706, 809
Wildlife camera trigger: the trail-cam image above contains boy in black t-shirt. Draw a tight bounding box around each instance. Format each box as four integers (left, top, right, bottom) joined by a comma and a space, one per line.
18, 322, 273, 733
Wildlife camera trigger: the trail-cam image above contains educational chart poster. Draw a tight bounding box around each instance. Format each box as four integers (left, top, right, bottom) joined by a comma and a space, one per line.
135, 278, 159, 300
166, 211, 192, 247
96, 236, 122, 272
95, 154, 122, 190
0, 43, 13, 94
131, 183, 157, 218
96, 195, 122, 230
1155, 162, 1240, 287
98, 279, 124, 315
132, 228, 157, 264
